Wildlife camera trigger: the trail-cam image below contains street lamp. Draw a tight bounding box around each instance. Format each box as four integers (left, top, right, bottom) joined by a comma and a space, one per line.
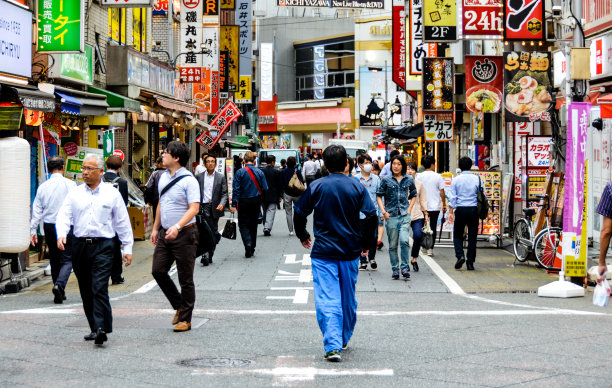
152, 41, 211, 67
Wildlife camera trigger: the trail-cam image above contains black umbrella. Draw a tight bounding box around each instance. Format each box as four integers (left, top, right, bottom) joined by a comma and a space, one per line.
386, 122, 423, 140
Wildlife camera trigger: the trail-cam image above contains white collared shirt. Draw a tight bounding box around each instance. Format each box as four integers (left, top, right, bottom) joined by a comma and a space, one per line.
30, 173, 77, 234
203, 171, 215, 203
55, 179, 134, 255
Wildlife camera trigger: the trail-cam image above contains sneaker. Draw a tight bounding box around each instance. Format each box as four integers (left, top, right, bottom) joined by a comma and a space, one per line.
455, 256, 465, 270
427, 249, 434, 256
245, 246, 252, 258
392, 270, 400, 280
377, 241, 384, 250
401, 268, 410, 279
324, 350, 342, 362
342, 343, 349, 350
263, 230, 271, 236
359, 261, 368, 271
369, 259, 378, 270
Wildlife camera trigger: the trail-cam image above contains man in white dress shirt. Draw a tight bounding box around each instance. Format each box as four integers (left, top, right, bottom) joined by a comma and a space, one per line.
56, 154, 134, 345
302, 154, 319, 187
30, 156, 76, 304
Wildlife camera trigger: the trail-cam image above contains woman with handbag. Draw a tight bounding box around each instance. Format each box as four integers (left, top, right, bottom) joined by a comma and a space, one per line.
406, 162, 428, 272
280, 156, 305, 236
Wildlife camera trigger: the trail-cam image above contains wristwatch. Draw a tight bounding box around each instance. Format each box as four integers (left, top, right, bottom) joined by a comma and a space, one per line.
175, 224, 182, 232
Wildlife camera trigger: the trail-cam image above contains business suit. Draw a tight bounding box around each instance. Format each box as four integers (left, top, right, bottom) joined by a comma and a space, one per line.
261, 165, 282, 234
103, 171, 128, 283
195, 170, 228, 264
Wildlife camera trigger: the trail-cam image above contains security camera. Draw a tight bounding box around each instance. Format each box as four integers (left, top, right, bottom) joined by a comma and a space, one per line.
552, 5, 562, 19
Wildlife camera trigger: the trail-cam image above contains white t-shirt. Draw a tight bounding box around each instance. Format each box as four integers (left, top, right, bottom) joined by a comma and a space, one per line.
416, 170, 445, 211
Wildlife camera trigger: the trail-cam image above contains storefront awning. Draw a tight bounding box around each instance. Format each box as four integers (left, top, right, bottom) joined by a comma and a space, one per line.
87, 86, 141, 113
598, 94, 612, 119
9, 85, 55, 112
155, 95, 197, 114
386, 122, 423, 140
52, 85, 109, 116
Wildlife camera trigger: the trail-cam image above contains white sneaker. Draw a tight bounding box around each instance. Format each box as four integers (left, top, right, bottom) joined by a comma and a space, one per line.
427, 249, 434, 256
289, 232, 294, 236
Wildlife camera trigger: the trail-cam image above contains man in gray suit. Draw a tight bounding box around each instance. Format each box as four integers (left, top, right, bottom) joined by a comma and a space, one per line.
195, 154, 228, 266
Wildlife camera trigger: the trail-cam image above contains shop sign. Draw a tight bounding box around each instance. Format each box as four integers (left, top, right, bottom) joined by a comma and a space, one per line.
236, 75, 251, 104
219, 51, 229, 93
259, 115, 275, 124
37, 0, 84, 53
220, 0, 234, 9
392, 0, 406, 89
0, 0, 31, 79
202, 0, 218, 18
65, 146, 103, 182
180, 67, 202, 83
465, 55, 503, 114
210, 70, 219, 114
196, 100, 242, 149
408, 0, 425, 75
202, 27, 219, 71
235, 0, 251, 76
52, 45, 94, 85
590, 35, 612, 79
462, 0, 502, 39
220, 25, 239, 91
260, 43, 273, 101
313, 46, 325, 100
424, 112, 453, 141
503, 0, 544, 41
113, 149, 124, 161
423, 0, 457, 42
101, 0, 152, 6
276, 0, 383, 9
503, 51, 553, 122
553, 50, 566, 87
526, 136, 551, 167
422, 57, 453, 111
193, 68, 212, 114
153, 0, 168, 14
180, 0, 203, 67
584, 0, 612, 36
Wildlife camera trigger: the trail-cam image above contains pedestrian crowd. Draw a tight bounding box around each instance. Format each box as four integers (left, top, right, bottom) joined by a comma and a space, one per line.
30, 142, 483, 360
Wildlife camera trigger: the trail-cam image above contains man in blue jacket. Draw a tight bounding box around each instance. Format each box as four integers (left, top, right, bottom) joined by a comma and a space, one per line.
294, 145, 377, 362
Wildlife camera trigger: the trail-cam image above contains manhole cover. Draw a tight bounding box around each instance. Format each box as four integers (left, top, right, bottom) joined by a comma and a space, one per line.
177, 357, 254, 368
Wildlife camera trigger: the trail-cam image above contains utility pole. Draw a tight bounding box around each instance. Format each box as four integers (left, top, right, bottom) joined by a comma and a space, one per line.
384, 59, 388, 133
168, 0, 173, 65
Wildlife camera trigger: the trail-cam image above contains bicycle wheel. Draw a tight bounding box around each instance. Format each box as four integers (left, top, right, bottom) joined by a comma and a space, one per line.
533, 227, 562, 270
512, 218, 532, 262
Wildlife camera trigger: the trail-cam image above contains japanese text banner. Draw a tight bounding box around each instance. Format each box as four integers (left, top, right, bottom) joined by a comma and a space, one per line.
180, 0, 203, 67
465, 55, 503, 113
196, 100, 242, 149
392, 0, 406, 89
422, 57, 454, 111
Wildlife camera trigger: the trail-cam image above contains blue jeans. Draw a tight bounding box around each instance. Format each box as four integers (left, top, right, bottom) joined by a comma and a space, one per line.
386, 214, 411, 271
411, 218, 425, 258
311, 257, 359, 353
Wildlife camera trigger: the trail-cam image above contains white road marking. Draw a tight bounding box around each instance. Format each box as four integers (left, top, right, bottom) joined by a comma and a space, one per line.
283, 254, 311, 266
268, 287, 313, 304
133, 264, 177, 294
191, 367, 394, 379
302, 254, 311, 266
420, 253, 465, 295
298, 269, 312, 283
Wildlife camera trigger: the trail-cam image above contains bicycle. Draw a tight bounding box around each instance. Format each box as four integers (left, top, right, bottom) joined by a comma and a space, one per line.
512, 194, 562, 270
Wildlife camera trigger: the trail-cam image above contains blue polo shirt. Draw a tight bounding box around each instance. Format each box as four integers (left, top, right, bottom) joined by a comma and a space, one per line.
294, 173, 377, 261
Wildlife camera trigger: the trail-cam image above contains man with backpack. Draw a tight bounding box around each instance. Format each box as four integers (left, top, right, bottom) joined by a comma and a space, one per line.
104, 155, 129, 285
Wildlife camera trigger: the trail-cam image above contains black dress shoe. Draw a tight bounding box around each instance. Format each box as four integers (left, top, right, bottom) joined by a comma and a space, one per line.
455, 257, 465, 270
94, 328, 107, 345
245, 245, 252, 258
466, 261, 475, 271
111, 276, 125, 285
411, 261, 419, 272
200, 255, 209, 266
84, 332, 96, 341
52, 285, 63, 304
263, 230, 271, 236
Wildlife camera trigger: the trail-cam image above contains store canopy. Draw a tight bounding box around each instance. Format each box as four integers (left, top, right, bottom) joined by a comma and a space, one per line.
88, 86, 141, 113
598, 94, 612, 119
386, 122, 423, 140
7, 85, 55, 112
53, 85, 109, 116
155, 95, 197, 114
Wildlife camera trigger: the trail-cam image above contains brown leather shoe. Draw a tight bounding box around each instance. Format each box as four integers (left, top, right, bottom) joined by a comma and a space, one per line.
173, 321, 191, 332
172, 309, 181, 325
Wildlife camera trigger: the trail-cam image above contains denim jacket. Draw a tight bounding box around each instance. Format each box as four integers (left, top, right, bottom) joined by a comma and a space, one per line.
376, 174, 417, 217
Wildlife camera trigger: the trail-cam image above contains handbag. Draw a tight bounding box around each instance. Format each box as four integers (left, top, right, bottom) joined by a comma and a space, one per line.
195, 175, 216, 255
288, 170, 306, 194
421, 222, 434, 250
477, 177, 489, 220
222, 214, 237, 240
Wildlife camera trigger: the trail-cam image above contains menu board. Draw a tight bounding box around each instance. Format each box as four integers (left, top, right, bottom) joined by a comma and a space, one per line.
475, 171, 501, 235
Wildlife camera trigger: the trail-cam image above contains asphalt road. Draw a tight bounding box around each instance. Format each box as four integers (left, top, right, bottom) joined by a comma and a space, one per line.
2, 213, 612, 387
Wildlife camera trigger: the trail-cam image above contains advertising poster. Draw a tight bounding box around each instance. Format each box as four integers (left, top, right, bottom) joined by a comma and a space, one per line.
65, 146, 104, 182
475, 171, 501, 235
37, 0, 84, 53
193, 67, 212, 113
392, 0, 406, 89
503, 0, 544, 41
220, 25, 239, 91
219, 50, 229, 93
235, 0, 252, 76
422, 57, 454, 111
179, 0, 203, 67
465, 56, 504, 114
423, 112, 453, 141
423, 0, 457, 42
503, 51, 553, 122
236, 75, 252, 103
462, 0, 503, 39
202, 27, 219, 71
526, 136, 552, 168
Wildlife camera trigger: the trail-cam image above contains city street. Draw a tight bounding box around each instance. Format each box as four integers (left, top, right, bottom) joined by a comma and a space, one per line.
2, 217, 612, 387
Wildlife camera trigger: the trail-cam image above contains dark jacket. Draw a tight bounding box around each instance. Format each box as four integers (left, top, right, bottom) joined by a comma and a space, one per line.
195, 170, 228, 219
261, 165, 282, 204
103, 171, 128, 206
231, 164, 269, 207
280, 167, 305, 197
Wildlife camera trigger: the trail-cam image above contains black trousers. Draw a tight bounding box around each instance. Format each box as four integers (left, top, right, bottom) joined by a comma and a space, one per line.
43, 223, 73, 289
237, 197, 261, 249
111, 235, 123, 282
428, 211, 440, 249
72, 238, 114, 333
201, 203, 221, 259
152, 227, 198, 323
453, 206, 479, 263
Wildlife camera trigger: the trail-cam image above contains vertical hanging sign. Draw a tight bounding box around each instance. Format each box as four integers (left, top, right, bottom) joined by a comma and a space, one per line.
37, 0, 85, 53
202, 27, 219, 71
236, 75, 252, 103
392, 0, 406, 89
220, 25, 239, 91
219, 50, 229, 94
409, 0, 425, 75
179, 0, 203, 67
313, 45, 325, 100
423, 0, 457, 42
260, 42, 273, 101
235, 0, 252, 76
503, 0, 544, 41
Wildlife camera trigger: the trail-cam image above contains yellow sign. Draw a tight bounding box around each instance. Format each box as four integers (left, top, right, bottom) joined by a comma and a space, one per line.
220, 26, 239, 91
566, 161, 588, 277
132, 9, 146, 52
423, 0, 457, 42
108, 9, 126, 44
236, 75, 251, 103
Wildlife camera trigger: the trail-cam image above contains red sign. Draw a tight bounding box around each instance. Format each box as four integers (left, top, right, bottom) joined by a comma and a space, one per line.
113, 149, 125, 161
64, 142, 78, 157
183, 0, 199, 9
463, 0, 502, 38
195, 100, 242, 149
503, 0, 544, 41
465, 56, 503, 114
193, 68, 212, 114
210, 70, 219, 114
392, 0, 406, 90
180, 67, 202, 83
595, 38, 603, 76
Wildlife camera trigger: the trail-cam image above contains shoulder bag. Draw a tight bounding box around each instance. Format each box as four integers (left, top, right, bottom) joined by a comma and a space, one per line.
288, 169, 305, 194
477, 176, 489, 220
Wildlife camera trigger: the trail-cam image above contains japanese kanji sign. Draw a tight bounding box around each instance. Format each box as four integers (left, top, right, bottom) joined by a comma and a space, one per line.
196, 100, 242, 149
409, 0, 425, 75
422, 57, 454, 111
220, 25, 239, 91
101, 0, 153, 7
465, 55, 503, 113
503, 51, 553, 122
193, 67, 212, 113
180, 67, 202, 83
503, 0, 544, 41
526, 136, 552, 167
210, 70, 219, 114
462, 0, 503, 39
180, 0, 203, 67
235, 0, 252, 76
423, 0, 457, 42
392, 0, 406, 90
424, 112, 454, 141
220, 0, 234, 9
37, 0, 84, 53
236, 75, 251, 103
202, 27, 219, 71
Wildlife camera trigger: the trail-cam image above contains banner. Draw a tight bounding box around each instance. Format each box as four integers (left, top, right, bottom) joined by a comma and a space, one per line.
392, 0, 406, 89
313, 46, 325, 99
196, 101, 242, 149
235, 0, 252, 76
276, 0, 384, 9
465, 56, 503, 113
179, 0, 203, 67
202, 27, 219, 71
462, 0, 503, 39
260, 43, 274, 101
193, 68, 212, 114
409, 0, 425, 75
236, 75, 252, 103
423, 0, 457, 42
422, 57, 453, 111
503, 0, 544, 41
503, 51, 553, 122
424, 112, 454, 141
219, 50, 229, 93
37, 0, 84, 52
220, 26, 239, 91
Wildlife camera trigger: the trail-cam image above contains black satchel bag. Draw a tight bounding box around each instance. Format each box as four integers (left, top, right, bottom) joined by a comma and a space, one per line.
196, 176, 217, 256
222, 214, 237, 240
477, 177, 489, 220
421, 222, 434, 250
